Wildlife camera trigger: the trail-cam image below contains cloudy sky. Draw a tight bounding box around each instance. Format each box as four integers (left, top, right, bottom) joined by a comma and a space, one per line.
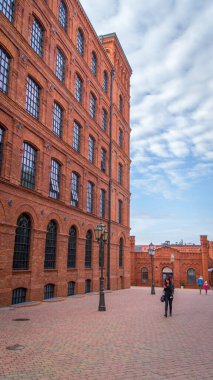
80, 0, 213, 245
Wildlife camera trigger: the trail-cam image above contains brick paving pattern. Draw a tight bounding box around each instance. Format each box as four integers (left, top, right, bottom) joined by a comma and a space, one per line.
0, 287, 213, 380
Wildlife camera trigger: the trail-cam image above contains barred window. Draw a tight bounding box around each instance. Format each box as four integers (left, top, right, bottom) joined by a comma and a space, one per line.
85, 279, 91, 293
68, 281, 75, 296
119, 95, 123, 113
119, 238, 123, 267
77, 28, 84, 57
187, 268, 196, 285
53, 102, 63, 137
103, 70, 108, 93
0, 46, 10, 94
87, 181, 93, 213
68, 227, 76, 268
49, 159, 60, 199
101, 148, 106, 172
56, 48, 66, 83
13, 213, 31, 270
26, 76, 40, 119
0, 0, 15, 23
44, 284, 55, 299
30, 18, 44, 57
75, 74, 83, 103
71, 172, 79, 207
0, 126, 4, 174
88, 136, 95, 163
118, 199, 122, 224
118, 163, 122, 185
12, 288, 27, 305
85, 230, 92, 268
58, 0, 67, 31
119, 128, 123, 148
91, 51, 97, 77
102, 109, 107, 132
100, 189, 106, 218
21, 143, 37, 190
44, 221, 57, 269
142, 267, 148, 283
90, 93, 96, 119
72, 121, 81, 152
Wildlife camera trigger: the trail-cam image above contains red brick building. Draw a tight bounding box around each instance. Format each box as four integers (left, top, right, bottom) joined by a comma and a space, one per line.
131, 235, 213, 289
0, 0, 132, 306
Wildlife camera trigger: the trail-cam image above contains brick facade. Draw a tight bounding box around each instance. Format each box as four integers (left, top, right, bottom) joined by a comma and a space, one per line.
0, 0, 132, 307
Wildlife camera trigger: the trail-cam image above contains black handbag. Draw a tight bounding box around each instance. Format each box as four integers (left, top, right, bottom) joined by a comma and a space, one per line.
160, 294, 165, 302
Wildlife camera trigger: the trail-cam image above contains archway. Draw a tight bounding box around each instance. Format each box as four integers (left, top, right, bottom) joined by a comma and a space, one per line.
162, 266, 173, 283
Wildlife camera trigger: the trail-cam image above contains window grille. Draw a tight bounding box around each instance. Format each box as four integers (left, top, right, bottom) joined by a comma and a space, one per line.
49, 159, 60, 199
101, 148, 106, 172
0, 0, 15, 23
119, 238, 123, 267
56, 49, 66, 82
68, 281, 75, 296
118, 200, 122, 224
90, 93, 96, 119
142, 267, 148, 283
85, 279, 91, 293
77, 28, 84, 56
30, 18, 43, 57
118, 163, 122, 185
88, 136, 95, 163
13, 214, 31, 269
58, 0, 67, 31
53, 102, 63, 137
21, 143, 37, 190
0, 46, 10, 93
100, 189, 106, 218
87, 182, 93, 213
91, 51, 97, 76
12, 288, 27, 305
72, 121, 81, 152
187, 268, 196, 284
44, 221, 57, 269
44, 284, 55, 299
119, 128, 123, 148
75, 74, 83, 103
68, 227, 77, 268
102, 109, 107, 132
103, 70, 108, 93
85, 231, 92, 268
26, 76, 40, 119
0, 127, 4, 174
71, 172, 79, 207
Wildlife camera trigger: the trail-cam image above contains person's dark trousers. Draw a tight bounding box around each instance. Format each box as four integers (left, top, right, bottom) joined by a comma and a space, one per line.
165, 297, 173, 317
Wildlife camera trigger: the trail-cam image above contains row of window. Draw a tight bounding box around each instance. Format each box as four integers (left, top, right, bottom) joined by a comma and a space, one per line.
12, 213, 124, 270
1, 1, 125, 112
141, 267, 197, 285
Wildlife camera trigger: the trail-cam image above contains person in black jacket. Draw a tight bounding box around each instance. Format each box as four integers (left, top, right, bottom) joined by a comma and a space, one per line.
163, 277, 174, 317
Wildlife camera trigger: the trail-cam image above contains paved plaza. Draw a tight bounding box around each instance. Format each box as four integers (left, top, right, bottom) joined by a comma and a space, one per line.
0, 287, 213, 380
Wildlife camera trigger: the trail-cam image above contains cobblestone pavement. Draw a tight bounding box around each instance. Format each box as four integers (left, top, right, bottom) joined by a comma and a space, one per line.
0, 287, 213, 380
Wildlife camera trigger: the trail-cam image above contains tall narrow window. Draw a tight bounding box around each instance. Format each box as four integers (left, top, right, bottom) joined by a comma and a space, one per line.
0, 0, 15, 23
0, 47, 10, 94
103, 70, 108, 93
44, 284, 55, 299
77, 28, 84, 56
75, 74, 83, 103
91, 51, 97, 77
85, 230, 92, 268
102, 109, 107, 132
88, 136, 95, 163
30, 18, 44, 57
71, 172, 79, 207
21, 143, 37, 190
119, 238, 123, 267
118, 163, 122, 185
44, 221, 57, 269
72, 121, 81, 152
26, 76, 40, 119
12, 288, 27, 305
68, 227, 77, 268
100, 189, 106, 218
187, 268, 196, 284
0, 127, 4, 174
101, 148, 106, 172
13, 213, 31, 269
118, 200, 122, 224
49, 159, 60, 199
90, 93, 96, 119
87, 181, 93, 213
53, 102, 63, 137
58, 0, 67, 31
142, 267, 148, 283
119, 95, 123, 113
85, 279, 91, 293
68, 281, 75, 296
56, 48, 66, 83
119, 128, 123, 148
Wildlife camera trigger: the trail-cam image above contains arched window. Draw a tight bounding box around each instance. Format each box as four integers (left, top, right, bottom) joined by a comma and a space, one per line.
73, 121, 81, 152
12, 288, 27, 304
49, 159, 61, 199
26, 76, 40, 119
71, 172, 79, 207
102, 108, 107, 132
21, 143, 37, 189
75, 74, 83, 103
0, 0, 15, 23
30, 17, 44, 57
68, 227, 77, 268
119, 238, 123, 267
44, 284, 55, 299
91, 51, 97, 76
13, 213, 31, 269
77, 28, 84, 56
89, 92, 96, 119
85, 279, 91, 293
44, 221, 57, 269
58, 0, 67, 31
68, 281, 75, 296
85, 230, 92, 268
141, 268, 148, 283
0, 126, 5, 174
56, 48, 66, 83
0, 46, 10, 93
103, 70, 108, 93
187, 268, 196, 284
53, 102, 63, 138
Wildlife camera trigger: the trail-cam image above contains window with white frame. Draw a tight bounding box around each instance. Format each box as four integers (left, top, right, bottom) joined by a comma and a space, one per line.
30, 17, 44, 57
71, 172, 79, 207
56, 48, 66, 83
58, 0, 67, 31
26, 76, 40, 119
53, 102, 63, 137
72, 121, 81, 152
0, 0, 15, 23
49, 159, 61, 199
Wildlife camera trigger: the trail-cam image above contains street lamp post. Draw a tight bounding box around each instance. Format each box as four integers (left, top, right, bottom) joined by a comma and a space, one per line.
149, 242, 155, 295
94, 223, 108, 311
171, 253, 175, 288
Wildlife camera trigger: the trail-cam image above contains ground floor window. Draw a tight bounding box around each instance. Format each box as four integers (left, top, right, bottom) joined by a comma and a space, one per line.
44, 284, 55, 299
141, 267, 148, 283
68, 281, 75, 296
85, 279, 91, 293
12, 288, 27, 304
